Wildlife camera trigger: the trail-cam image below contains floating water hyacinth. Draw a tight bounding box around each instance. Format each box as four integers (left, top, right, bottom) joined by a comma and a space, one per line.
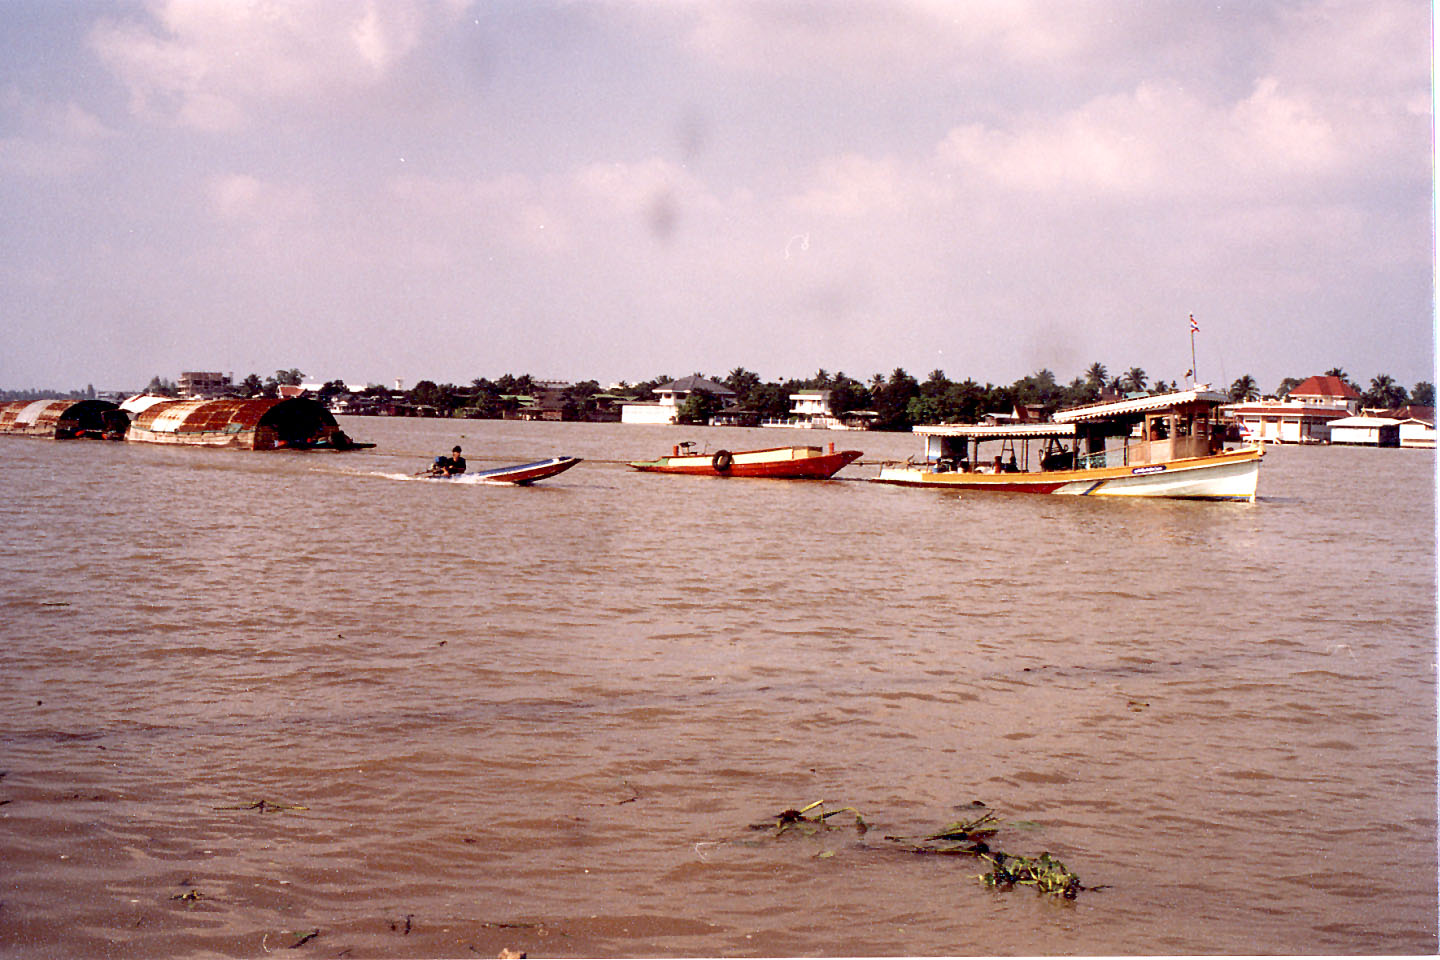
755, 800, 1093, 898
979, 850, 1085, 900
762, 799, 868, 836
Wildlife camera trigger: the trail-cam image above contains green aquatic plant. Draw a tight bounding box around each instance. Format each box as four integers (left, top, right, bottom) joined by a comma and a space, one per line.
886, 809, 1001, 854
763, 799, 867, 836
979, 850, 1084, 899
751, 800, 1093, 898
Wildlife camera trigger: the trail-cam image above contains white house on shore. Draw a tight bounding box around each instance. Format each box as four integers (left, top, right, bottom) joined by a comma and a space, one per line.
620, 375, 736, 425
760, 389, 873, 430
1221, 375, 1360, 444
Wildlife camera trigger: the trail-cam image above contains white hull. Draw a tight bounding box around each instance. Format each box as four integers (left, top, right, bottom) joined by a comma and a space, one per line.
874, 448, 1262, 501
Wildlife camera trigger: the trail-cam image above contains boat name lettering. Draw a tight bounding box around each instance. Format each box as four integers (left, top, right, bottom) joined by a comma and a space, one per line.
1131, 464, 1168, 475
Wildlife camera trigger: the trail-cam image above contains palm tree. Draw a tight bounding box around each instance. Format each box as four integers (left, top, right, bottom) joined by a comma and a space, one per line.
1122, 367, 1148, 393
1084, 362, 1107, 391
1324, 367, 1357, 392
725, 367, 761, 397
1228, 374, 1259, 401
1275, 376, 1302, 399
1365, 374, 1406, 409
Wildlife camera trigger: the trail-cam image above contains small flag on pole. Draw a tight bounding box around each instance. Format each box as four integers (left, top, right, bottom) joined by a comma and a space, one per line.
1189, 314, 1199, 332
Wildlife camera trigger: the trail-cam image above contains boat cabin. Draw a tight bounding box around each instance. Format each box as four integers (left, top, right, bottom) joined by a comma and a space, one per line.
916, 389, 1231, 474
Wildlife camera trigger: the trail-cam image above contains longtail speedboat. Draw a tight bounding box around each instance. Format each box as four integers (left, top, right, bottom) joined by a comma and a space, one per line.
629, 443, 862, 479
425, 456, 582, 485
871, 388, 1261, 501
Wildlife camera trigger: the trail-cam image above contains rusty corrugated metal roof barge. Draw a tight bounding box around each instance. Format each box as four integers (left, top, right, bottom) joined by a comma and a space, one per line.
124, 396, 369, 450
0, 399, 127, 439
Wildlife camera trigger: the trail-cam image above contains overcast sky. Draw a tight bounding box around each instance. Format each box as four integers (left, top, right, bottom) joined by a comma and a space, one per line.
1, 0, 1433, 394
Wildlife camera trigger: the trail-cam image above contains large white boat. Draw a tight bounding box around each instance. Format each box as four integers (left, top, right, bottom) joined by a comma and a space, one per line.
871, 388, 1262, 501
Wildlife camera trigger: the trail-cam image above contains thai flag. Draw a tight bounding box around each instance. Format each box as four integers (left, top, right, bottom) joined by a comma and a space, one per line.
1189, 314, 1199, 332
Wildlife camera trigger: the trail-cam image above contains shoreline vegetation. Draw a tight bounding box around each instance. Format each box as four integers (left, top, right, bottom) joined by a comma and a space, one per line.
3, 364, 1431, 432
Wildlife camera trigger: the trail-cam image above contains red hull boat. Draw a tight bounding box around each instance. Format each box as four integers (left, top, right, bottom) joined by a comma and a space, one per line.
628, 444, 862, 479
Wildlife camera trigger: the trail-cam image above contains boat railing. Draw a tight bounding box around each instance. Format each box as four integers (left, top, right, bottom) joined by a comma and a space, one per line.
1075, 448, 1123, 470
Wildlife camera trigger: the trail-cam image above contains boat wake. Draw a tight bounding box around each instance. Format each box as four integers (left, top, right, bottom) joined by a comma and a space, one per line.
372, 471, 518, 485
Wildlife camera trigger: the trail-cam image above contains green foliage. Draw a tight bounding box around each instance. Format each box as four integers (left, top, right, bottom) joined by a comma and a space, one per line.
1411, 381, 1434, 405
725, 366, 762, 398
1275, 376, 1303, 398
1364, 373, 1407, 409
677, 390, 722, 424
872, 367, 920, 430
745, 381, 793, 418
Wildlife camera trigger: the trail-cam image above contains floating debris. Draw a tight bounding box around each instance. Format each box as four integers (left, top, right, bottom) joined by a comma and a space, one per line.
753, 799, 1094, 898
287, 929, 320, 948
213, 799, 308, 814
757, 799, 867, 836
979, 850, 1086, 899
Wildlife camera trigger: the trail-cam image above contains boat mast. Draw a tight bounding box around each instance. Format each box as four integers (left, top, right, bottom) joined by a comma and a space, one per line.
1188, 314, 1199, 386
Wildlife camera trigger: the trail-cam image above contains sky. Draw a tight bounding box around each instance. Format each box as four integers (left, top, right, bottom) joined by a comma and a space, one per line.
0, 0, 1433, 396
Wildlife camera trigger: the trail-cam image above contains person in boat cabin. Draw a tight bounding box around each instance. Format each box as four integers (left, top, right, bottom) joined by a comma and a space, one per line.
430, 445, 467, 476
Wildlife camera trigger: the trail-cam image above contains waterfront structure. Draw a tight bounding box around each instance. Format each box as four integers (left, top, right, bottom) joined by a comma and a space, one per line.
620, 375, 735, 425
1221, 374, 1361, 444
1328, 406, 1435, 448
758, 389, 871, 430
1398, 418, 1436, 447
1369, 405, 1436, 448
1329, 416, 1401, 447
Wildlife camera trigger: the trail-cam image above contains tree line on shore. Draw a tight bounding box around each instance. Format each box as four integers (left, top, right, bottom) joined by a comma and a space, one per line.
3, 364, 1432, 431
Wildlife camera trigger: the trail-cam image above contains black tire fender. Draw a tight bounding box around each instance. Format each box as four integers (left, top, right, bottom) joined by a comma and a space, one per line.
712, 449, 733, 472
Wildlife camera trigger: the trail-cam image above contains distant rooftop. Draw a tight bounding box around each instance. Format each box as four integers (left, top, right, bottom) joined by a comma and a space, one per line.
1289, 375, 1360, 399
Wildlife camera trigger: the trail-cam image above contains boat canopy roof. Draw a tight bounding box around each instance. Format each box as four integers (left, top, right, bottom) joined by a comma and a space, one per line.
913, 422, 1076, 439
1052, 388, 1229, 423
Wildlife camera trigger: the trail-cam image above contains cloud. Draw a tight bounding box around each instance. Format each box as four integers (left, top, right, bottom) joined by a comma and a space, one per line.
89, 0, 450, 131
789, 153, 909, 219
207, 172, 315, 222
681, 1, 1100, 76
0, 92, 116, 178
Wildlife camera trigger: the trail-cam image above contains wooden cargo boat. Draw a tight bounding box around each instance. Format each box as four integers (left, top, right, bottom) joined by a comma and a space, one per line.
871, 388, 1262, 501
629, 443, 862, 479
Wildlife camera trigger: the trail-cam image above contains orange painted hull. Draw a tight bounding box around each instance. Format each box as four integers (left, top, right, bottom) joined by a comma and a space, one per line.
629, 446, 863, 479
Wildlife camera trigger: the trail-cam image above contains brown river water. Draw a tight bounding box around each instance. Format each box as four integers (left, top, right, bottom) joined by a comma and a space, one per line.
0, 417, 1434, 957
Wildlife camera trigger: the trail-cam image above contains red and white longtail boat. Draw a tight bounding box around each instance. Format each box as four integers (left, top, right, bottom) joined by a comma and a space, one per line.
425, 456, 582, 485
